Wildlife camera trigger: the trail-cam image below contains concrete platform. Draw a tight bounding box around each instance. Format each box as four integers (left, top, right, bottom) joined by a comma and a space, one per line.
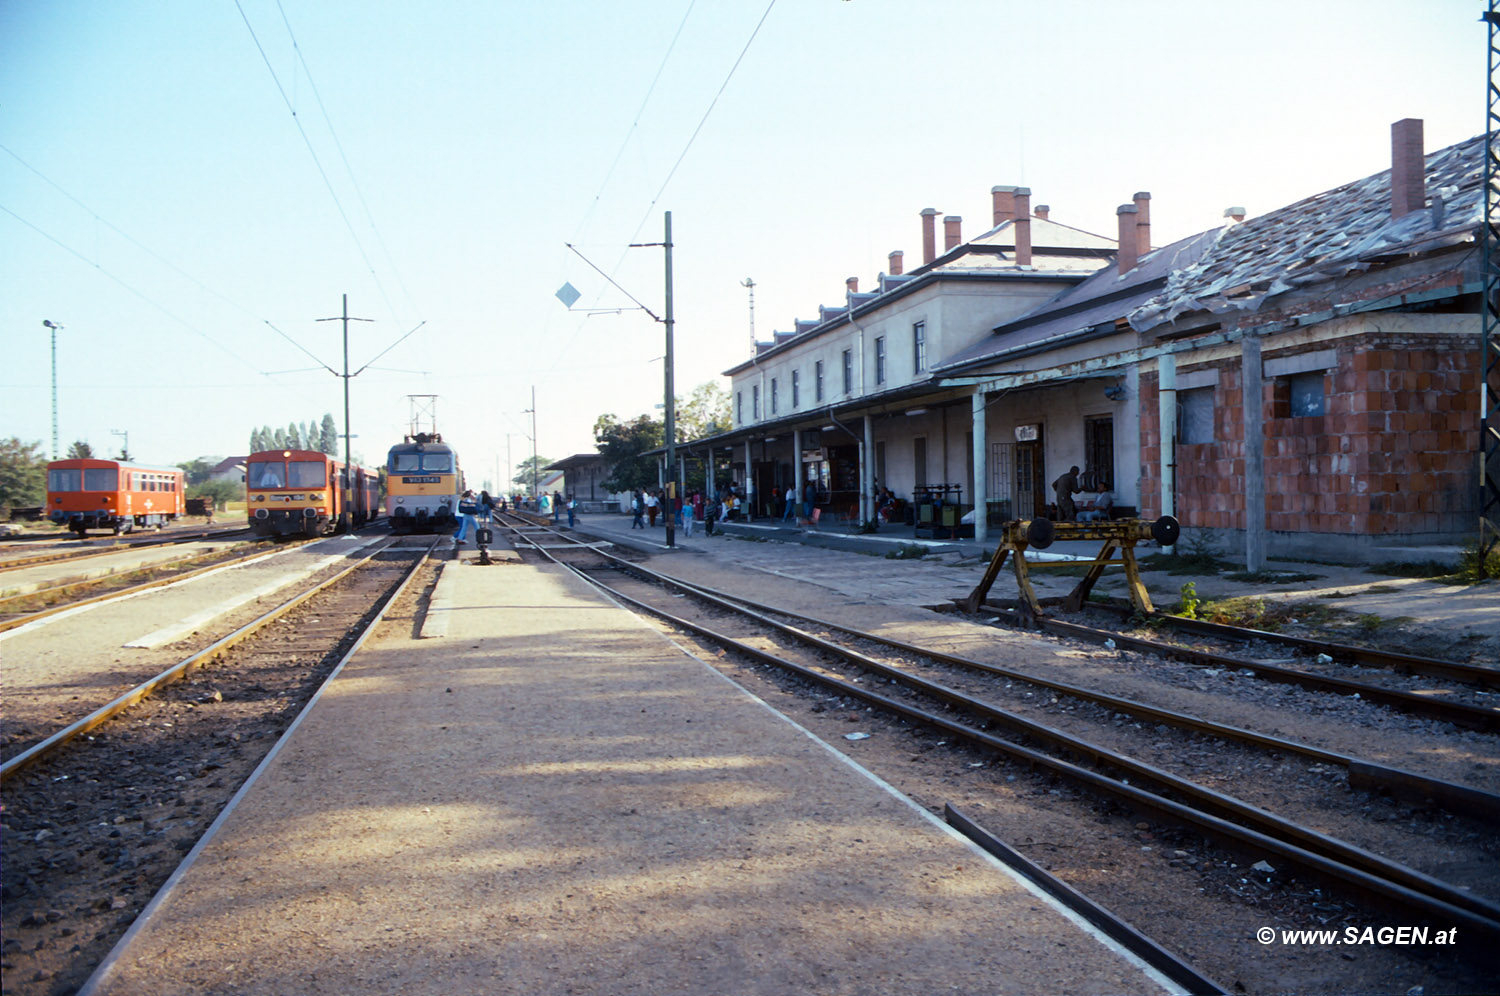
82, 558, 1171, 995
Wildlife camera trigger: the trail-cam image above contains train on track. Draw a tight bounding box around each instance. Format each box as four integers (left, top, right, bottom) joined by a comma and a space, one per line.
46, 458, 186, 535
385, 433, 462, 534
245, 449, 380, 538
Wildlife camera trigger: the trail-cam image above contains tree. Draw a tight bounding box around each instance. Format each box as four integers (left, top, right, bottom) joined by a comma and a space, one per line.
188, 478, 241, 509
320, 413, 338, 455
594, 413, 664, 493
67, 440, 94, 459
177, 457, 219, 486
272, 427, 287, 449
0, 437, 47, 513
675, 381, 730, 442
510, 455, 556, 492
286, 422, 302, 450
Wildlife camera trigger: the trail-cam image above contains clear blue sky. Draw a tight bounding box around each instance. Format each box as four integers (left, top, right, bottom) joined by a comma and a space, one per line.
0, 0, 1483, 489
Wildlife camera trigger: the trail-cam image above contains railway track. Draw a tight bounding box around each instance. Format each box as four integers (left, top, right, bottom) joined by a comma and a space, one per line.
0, 537, 441, 996
501, 527, 1498, 987
0, 539, 304, 634
0, 526, 255, 574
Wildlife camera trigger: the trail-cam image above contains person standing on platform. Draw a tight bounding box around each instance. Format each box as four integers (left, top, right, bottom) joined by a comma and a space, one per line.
645, 489, 659, 527
454, 489, 478, 547
1052, 466, 1081, 522
681, 492, 695, 538
631, 490, 645, 529
566, 494, 577, 528
783, 488, 797, 522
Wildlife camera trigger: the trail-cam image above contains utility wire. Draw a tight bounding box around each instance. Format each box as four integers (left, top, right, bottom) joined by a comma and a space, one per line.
571, 0, 697, 244
235, 0, 399, 321
274, 0, 417, 322
1, 201, 262, 370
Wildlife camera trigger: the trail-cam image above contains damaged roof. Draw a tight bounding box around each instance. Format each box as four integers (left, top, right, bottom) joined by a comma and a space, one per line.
932, 228, 1221, 373
1129, 133, 1484, 333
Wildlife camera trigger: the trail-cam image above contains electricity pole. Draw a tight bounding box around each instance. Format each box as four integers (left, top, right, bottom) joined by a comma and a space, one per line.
663, 212, 677, 548
42, 320, 62, 459
317, 294, 373, 534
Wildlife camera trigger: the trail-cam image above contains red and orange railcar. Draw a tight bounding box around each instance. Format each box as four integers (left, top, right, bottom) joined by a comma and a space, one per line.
245, 449, 380, 538
46, 459, 186, 535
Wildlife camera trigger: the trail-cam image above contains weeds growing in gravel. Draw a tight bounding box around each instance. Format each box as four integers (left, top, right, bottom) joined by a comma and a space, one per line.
885, 544, 928, 560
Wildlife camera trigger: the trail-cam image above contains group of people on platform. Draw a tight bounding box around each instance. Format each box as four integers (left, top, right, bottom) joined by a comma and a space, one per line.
454, 488, 578, 546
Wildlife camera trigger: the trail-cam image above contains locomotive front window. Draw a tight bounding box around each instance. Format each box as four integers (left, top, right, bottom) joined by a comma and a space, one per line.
288, 461, 326, 488
84, 468, 119, 491
391, 453, 422, 472
49, 468, 82, 492
248, 462, 288, 488
421, 453, 453, 472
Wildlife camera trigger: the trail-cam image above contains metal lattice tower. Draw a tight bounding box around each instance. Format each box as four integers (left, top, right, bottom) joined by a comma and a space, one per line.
1483, 2, 1500, 562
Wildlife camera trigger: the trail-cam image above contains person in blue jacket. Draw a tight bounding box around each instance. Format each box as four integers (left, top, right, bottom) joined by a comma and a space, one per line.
454, 490, 478, 546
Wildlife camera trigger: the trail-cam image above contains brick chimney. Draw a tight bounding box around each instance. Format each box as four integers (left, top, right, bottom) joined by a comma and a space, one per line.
1133, 191, 1151, 258
920, 208, 939, 264
1116, 204, 1139, 274
1033, 204, 1049, 220
1391, 118, 1425, 219
888, 250, 904, 276
1012, 187, 1032, 266
991, 185, 1017, 227
943, 215, 962, 252
1224, 206, 1246, 223
845, 276, 859, 294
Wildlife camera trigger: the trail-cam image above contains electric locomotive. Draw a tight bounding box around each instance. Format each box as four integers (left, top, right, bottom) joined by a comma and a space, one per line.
47, 458, 186, 535
245, 449, 379, 538
385, 433, 461, 533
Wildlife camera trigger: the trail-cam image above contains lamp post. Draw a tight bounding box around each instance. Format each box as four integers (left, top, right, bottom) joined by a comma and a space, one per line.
42, 320, 62, 460
522, 387, 538, 505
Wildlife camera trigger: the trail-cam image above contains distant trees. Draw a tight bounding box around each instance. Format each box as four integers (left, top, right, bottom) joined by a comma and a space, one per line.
176, 457, 220, 486
674, 382, 730, 442
249, 413, 339, 455
66, 440, 94, 459
0, 438, 47, 512
510, 455, 555, 493
594, 414, 664, 494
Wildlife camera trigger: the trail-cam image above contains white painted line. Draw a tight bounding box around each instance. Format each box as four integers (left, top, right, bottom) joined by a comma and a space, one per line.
123, 537, 384, 648
419, 561, 459, 639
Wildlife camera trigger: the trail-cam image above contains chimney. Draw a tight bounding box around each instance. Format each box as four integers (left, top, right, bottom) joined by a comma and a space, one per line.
1116, 204, 1139, 274
845, 276, 859, 295
920, 208, 939, 264
1012, 187, 1032, 266
1391, 117, 1425, 219
1133, 191, 1151, 258
943, 215, 962, 252
1224, 206, 1246, 223
888, 250, 904, 276
991, 185, 1017, 227
1033, 204, 1050, 220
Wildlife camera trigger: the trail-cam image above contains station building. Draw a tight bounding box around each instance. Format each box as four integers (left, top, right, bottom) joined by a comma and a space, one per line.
672, 118, 1484, 564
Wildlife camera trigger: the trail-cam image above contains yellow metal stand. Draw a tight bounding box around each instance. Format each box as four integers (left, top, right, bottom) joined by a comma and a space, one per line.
959, 516, 1178, 625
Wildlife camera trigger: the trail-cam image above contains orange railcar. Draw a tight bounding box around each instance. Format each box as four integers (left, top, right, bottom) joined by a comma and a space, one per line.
47, 459, 186, 535
245, 449, 379, 538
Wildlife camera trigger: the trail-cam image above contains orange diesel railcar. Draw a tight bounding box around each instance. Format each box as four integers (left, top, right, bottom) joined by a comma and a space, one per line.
47, 459, 186, 535
245, 449, 380, 538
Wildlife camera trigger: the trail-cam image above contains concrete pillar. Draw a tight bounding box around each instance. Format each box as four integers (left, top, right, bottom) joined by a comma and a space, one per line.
744, 439, 754, 519
1158, 353, 1176, 553
792, 428, 803, 518
862, 415, 874, 524
1243, 335, 1266, 571
971, 389, 988, 545
706, 448, 716, 506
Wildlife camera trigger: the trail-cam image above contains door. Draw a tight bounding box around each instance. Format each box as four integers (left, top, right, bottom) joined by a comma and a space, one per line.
1015, 440, 1046, 519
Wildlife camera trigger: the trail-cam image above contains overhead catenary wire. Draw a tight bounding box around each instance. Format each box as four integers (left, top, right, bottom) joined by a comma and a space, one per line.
235, 0, 401, 324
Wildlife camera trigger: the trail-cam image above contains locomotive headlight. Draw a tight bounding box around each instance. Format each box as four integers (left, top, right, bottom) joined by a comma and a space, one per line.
310, 492, 324, 501
440, 496, 451, 505
396, 497, 405, 504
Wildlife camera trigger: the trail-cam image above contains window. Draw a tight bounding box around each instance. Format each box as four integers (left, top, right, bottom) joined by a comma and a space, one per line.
771, 377, 779, 414
422, 453, 453, 472
874, 336, 887, 384
1288, 371, 1325, 417
842, 350, 853, 395
1178, 387, 1215, 444
815, 361, 825, 402
752, 384, 761, 420
791, 369, 801, 408
737, 391, 744, 424
84, 468, 118, 491
248, 462, 288, 488
289, 461, 328, 488
392, 452, 422, 472
913, 321, 927, 373
49, 468, 81, 492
